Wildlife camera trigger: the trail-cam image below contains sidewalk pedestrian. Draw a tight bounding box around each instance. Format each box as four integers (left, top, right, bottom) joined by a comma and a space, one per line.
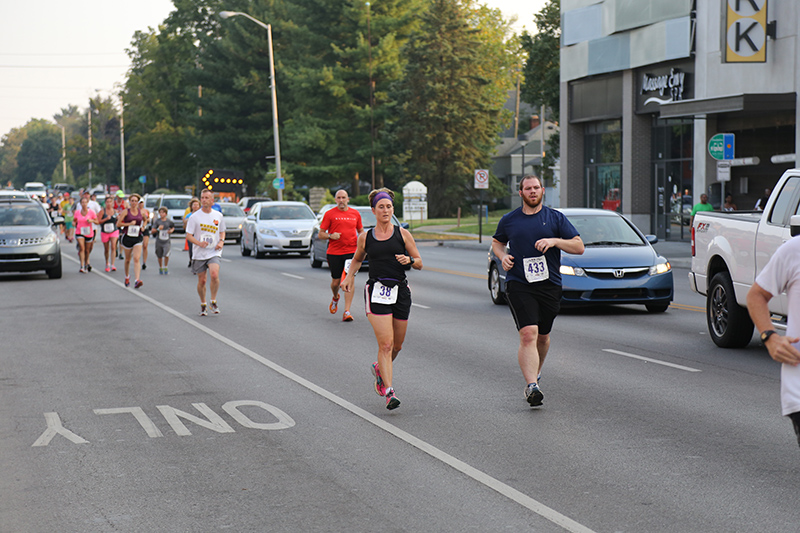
185, 189, 225, 316
342, 188, 423, 410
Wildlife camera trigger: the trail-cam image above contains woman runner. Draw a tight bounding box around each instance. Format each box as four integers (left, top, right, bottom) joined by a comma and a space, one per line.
97, 197, 119, 272
118, 193, 146, 288
342, 188, 423, 410
73, 194, 98, 273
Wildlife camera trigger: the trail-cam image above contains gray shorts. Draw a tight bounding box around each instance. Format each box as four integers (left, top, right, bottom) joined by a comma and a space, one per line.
191, 256, 221, 275
155, 239, 171, 258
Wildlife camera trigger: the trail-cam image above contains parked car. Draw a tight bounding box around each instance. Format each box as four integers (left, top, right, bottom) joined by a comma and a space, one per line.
0, 197, 63, 279
309, 205, 403, 269
158, 194, 193, 232
240, 201, 316, 257
238, 196, 272, 214
488, 208, 673, 312
218, 203, 245, 243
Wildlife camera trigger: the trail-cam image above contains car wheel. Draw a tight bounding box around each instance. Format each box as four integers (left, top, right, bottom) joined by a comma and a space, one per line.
489, 263, 506, 305
645, 303, 670, 313
240, 234, 251, 256
254, 234, 266, 259
47, 258, 62, 279
310, 245, 322, 268
707, 272, 754, 348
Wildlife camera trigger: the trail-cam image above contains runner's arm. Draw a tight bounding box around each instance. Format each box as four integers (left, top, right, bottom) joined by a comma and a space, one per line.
398, 228, 423, 270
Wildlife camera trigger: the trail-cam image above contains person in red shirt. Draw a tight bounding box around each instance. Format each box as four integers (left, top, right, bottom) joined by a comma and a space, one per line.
319, 189, 363, 321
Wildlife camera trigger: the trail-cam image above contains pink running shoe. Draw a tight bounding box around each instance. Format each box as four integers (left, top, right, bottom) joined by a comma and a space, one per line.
371, 362, 386, 397
385, 388, 400, 410
134, 279, 143, 289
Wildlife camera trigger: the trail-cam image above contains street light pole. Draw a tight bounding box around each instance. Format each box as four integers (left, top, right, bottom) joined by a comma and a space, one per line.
59, 125, 67, 183
219, 10, 283, 201
518, 134, 529, 208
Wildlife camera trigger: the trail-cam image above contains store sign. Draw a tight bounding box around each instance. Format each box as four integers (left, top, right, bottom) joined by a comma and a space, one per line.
635, 62, 693, 114
725, 0, 767, 63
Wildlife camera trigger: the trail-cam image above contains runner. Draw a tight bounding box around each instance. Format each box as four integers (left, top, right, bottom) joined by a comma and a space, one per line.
140, 203, 152, 271
491, 175, 584, 407
117, 193, 146, 289
113, 190, 127, 260
185, 189, 225, 316
185, 197, 200, 267
342, 188, 423, 410
151, 206, 175, 274
73, 194, 98, 273
60, 193, 75, 242
318, 189, 363, 322
96, 197, 119, 272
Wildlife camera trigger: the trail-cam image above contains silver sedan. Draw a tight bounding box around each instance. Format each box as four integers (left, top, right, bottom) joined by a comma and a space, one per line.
240, 201, 316, 258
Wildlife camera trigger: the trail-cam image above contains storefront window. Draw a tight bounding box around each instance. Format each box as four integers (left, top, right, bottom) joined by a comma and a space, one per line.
652, 117, 693, 240
585, 120, 622, 211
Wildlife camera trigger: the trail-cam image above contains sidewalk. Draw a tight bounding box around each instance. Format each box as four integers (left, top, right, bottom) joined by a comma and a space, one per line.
414, 225, 692, 269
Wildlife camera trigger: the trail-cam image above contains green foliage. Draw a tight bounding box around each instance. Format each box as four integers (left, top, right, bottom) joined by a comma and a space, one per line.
16, 121, 61, 187
388, 0, 519, 217
520, 0, 560, 122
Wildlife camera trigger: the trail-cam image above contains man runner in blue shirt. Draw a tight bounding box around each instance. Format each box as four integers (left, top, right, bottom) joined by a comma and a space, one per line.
492, 175, 584, 407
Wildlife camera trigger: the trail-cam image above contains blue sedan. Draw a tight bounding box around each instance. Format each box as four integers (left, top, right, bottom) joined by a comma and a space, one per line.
488, 208, 673, 312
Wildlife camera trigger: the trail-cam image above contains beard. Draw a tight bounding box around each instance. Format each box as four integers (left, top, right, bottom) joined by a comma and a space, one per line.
521, 193, 543, 209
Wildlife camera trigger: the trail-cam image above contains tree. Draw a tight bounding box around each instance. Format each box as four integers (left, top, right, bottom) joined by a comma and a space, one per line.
520, 0, 560, 184
16, 121, 61, 186
388, 0, 519, 216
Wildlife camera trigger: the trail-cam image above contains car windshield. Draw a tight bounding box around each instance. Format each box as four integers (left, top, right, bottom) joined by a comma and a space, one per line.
144, 196, 160, 208
259, 205, 314, 221
219, 204, 244, 217
0, 204, 50, 226
161, 198, 191, 210
247, 198, 269, 208
568, 214, 645, 246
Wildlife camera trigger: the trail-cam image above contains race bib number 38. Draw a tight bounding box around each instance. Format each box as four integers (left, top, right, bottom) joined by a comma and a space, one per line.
523, 256, 549, 283
371, 281, 398, 305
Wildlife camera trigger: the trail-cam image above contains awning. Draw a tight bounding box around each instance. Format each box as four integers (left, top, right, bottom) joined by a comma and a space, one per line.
659, 92, 796, 119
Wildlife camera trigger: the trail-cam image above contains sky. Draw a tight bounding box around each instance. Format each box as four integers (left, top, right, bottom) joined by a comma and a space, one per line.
0, 0, 547, 139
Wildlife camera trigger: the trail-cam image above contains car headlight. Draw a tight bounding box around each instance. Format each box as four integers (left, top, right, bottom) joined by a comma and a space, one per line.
560, 265, 586, 277
237, 223, 242, 230
649, 262, 671, 275
43, 232, 58, 244
258, 227, 277, 236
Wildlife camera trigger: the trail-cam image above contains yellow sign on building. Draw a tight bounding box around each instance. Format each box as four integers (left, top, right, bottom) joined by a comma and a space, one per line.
726, 0, 768, 63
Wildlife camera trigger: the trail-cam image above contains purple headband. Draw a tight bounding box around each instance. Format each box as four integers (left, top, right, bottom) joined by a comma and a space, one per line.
371, 192, 392, 207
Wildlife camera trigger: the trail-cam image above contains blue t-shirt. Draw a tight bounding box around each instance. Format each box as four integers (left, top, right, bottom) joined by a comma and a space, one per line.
493, 206, 580, 286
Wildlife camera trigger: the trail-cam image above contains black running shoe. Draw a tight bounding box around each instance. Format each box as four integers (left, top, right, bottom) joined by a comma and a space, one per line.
525, 383, 544, 407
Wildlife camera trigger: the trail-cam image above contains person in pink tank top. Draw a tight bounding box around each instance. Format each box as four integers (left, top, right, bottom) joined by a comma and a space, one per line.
74, 194, 98, 273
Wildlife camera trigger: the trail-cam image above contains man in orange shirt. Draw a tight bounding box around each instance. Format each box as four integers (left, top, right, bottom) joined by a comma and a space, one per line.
319, 189, 363, 321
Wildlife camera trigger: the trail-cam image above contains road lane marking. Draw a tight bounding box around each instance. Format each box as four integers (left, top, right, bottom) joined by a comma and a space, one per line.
78, 253, 595, 533
669, 302, 704, 312
424, 266, 486, 279
281, 272, 304, 280
602, 349, 702, 373
411, 303, 430, 309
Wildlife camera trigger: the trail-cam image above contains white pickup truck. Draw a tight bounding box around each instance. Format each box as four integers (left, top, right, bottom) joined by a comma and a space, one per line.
689, 169, 800, 348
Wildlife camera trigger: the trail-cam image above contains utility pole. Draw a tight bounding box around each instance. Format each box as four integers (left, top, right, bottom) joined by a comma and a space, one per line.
120, 97, 126, 193
367, 2, 375, 191
88, 104, 93, 189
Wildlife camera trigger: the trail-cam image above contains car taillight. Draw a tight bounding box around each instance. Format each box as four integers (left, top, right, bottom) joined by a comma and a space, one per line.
691, 225, 695, 256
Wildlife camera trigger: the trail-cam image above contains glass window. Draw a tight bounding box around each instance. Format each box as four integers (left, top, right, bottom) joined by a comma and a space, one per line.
769, 177, 800, 225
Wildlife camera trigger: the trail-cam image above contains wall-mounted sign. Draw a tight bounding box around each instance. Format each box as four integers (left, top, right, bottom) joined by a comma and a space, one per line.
709, 133, 735, 161
725, 0, 767, 63
635, 61, 694, 114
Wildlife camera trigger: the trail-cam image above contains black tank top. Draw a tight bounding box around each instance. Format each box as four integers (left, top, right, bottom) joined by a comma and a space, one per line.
366, 226, 407, 283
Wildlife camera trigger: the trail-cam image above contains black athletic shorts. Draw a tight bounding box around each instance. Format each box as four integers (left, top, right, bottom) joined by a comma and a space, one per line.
327, 253, 354, 279
364, 279, 411, 320
506, 280, 562, 334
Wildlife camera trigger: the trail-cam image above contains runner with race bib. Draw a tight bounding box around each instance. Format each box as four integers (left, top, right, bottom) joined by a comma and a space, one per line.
342, 188, 422, 411
118, 193, 146, 289
492, 175, 584, 408
185, 189, 226, 317
73, 194, 99, 273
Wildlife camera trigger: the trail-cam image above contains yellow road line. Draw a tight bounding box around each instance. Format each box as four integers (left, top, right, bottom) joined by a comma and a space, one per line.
424, 266, 486, 279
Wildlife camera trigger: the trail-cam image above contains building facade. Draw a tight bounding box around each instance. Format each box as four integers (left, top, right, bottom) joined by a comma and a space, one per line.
560, 0, 799, 240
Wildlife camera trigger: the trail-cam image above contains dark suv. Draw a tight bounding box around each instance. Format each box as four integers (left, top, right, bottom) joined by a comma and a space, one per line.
0, 198, 63, 278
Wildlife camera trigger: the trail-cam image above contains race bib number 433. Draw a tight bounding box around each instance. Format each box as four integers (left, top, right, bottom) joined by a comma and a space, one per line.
523, 256, 548, 283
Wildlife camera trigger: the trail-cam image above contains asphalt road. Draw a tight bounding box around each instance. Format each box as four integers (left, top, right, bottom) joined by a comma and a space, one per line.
1, 238, 798, 532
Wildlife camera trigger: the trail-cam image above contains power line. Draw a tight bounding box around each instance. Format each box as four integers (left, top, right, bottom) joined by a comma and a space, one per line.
0, 65, 128, 69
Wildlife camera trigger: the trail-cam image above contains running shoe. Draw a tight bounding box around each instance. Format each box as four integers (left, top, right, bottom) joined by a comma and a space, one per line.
342, 310, 354, 322
525, 383, 544, 407
199, 303, 208, 316
385, 388, 400, 410
142, 263, 147, 270
87, 264, 92, 272
371, 362, 386, 396
134, 279, 143, 289
111, 265, 117, 272
124, 276, 130, 287
329, 295, 340, 314
164, 268, 168, 275
210, 301, 220, 314
159, 268, 164, 275
105, 265, 111, 273
79, 267, 85, 273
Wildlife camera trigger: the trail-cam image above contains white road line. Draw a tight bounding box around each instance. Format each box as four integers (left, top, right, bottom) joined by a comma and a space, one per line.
69, 252, 594, 533
602, 349, 702, 373
411, 303, 430, 309
281, 272, 304, 280
219, 257, 232, 263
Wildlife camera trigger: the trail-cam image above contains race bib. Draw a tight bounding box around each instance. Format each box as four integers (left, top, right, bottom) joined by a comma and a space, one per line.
127, 225, 140, 237
159, 229, 170, 240
343, 259, 353, 275
523, 256, 549, 283
103, 223, 115, 233
371, 281, 398, 305
201, 232, 215, 245
79, 226, 92, 236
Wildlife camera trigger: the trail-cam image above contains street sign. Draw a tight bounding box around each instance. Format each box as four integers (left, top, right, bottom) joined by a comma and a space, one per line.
708, 133, 735, 161
474, 169, 489, 190
717, 161, 731, 182
138, 175, 147, 184
272, 177, 285, 190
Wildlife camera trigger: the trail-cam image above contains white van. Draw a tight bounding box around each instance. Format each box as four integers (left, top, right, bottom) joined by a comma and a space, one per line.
24, 182, 48, 199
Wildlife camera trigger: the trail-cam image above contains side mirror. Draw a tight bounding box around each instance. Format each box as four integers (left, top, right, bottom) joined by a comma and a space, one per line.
645, 234, 658, 244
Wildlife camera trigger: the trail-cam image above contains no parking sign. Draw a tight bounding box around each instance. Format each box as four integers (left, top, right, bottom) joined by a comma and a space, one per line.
474, 169, 489, 189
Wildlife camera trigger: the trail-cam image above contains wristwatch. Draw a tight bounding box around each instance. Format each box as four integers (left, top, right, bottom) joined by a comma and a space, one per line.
409, 257, 415, 265
761, 330, 777, 344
